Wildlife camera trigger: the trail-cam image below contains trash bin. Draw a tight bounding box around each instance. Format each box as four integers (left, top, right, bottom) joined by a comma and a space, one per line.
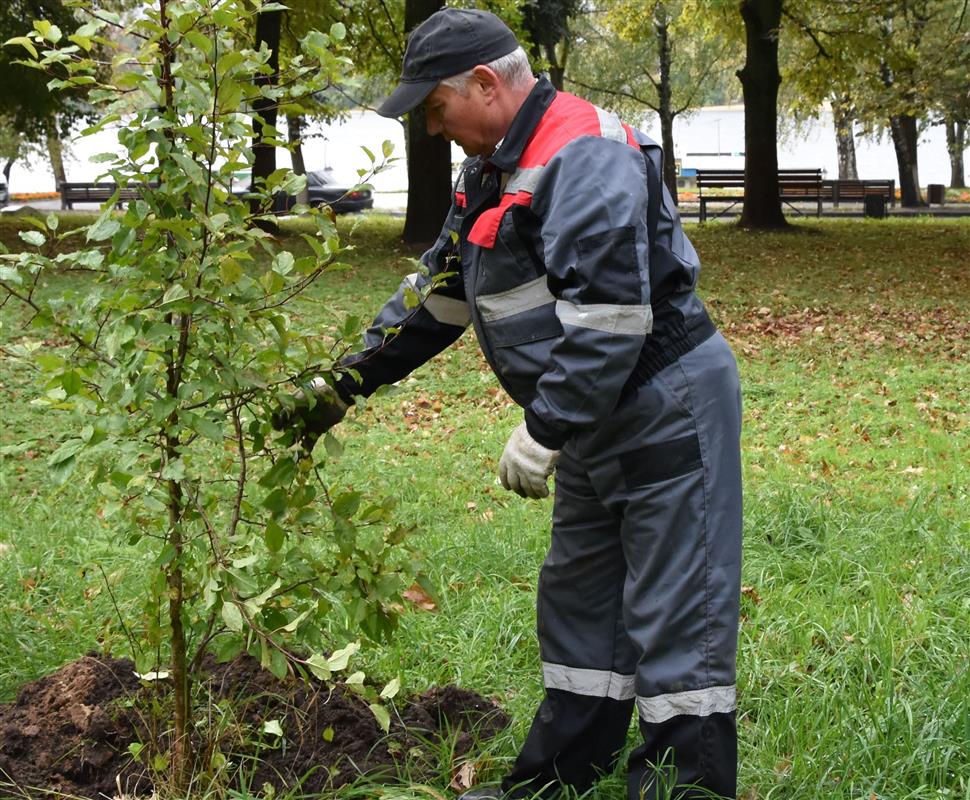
864, 194, 887, 218
927, 183, 945, 205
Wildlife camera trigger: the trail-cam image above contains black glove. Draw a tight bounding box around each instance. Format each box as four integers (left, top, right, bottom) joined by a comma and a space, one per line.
272, 376, 349, 450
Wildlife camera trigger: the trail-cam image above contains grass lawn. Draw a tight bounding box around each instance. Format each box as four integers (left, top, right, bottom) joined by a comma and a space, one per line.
1, 214, 968, 799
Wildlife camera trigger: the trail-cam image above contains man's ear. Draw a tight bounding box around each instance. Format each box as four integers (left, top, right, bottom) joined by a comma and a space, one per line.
471, 65, 500, 102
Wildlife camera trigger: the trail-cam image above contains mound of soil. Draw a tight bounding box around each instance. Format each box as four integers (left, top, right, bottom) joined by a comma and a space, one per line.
0, 654, 509, 799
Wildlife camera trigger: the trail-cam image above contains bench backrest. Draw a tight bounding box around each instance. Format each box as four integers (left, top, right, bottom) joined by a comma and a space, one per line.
696, 169, 822, 191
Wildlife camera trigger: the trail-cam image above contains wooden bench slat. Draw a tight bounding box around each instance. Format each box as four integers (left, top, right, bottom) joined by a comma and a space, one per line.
59, 182, 146, 210
696, 168, 823, 222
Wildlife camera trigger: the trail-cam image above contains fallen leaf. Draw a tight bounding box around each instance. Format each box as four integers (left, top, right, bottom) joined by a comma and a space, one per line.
450, 761, 477, 792
0, 542, 13, 557
402, 583, 437, 612
741, 585, 762, 605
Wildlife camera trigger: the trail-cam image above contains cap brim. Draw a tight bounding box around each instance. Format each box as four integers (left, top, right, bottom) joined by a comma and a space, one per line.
377, 79, 438, 118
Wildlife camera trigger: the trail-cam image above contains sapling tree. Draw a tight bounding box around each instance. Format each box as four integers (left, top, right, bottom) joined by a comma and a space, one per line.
1, 0, 417, 785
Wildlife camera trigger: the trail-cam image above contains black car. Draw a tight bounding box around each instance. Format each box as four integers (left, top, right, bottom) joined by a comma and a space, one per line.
231, 168, 373, 214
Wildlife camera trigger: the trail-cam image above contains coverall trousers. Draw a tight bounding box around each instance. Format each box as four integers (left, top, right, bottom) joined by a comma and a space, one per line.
502, 333, 743, 800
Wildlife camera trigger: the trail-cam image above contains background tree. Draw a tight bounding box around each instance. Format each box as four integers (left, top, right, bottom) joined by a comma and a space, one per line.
737, 0, 788, 228
521, 0, 580, 90
568, 0, 734, 202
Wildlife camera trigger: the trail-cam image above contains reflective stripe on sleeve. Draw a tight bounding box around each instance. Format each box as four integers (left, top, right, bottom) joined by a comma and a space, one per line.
636, 685, 736, 724
505, 166, 544, 195
476, 276, 555, 322
556, 299, 652, 335
543, 662, 636, 701
404, 273, 470, 328
596, 106, 628, 143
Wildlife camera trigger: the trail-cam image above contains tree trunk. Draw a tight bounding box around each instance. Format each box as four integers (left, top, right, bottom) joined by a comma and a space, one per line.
655, 7, 678, 204
2, 159, 12, 185
831, 93, 858, 181
156, 2, 189, 789
46, 122, 67, 188
402, 0, 451, 244
545, 43, 565, 91
889, 113, 922, 206
251, 9, 282, 230
945, 117, 967, 189
737, 0, 788, 229
288, 113, 309, 205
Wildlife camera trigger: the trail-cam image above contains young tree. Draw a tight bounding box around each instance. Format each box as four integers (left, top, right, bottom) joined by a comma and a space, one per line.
3, 0, 413, 787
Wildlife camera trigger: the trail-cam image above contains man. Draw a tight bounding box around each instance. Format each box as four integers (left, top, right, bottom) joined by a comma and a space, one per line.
284, 8, 742, 799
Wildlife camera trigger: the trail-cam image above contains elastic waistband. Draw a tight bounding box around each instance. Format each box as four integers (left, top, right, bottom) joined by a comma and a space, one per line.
621, 303, 717, 397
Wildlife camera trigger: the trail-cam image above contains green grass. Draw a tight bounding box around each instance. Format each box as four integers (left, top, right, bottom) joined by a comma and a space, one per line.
1, 214, 968, 799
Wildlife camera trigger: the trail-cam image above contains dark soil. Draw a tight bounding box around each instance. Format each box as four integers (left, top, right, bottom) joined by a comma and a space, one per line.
0, 654, 509, 799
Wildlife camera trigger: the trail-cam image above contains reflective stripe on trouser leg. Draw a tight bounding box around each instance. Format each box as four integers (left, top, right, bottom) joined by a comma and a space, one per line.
502, 455, 638, 799
576, 332, 742, 800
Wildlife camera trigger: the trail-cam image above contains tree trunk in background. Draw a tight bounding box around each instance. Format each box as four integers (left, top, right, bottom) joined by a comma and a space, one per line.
945, 118, 967, 188
2, 159, 13, 186
288, 113, 309, 205
545, 43, 565, 91
402, 0, 451, 244
889, 113, 922, 206
831, 93, 858, 181
251, 8, 282, 231
655, 8, 678, 204
737, 0, 787, 229
46, 123, 67, 188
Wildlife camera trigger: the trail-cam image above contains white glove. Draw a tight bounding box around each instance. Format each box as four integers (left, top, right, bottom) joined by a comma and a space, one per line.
499, 422, 561, 499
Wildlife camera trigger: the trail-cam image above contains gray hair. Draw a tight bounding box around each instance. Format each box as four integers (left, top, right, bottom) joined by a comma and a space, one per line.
440, 46, 533, 94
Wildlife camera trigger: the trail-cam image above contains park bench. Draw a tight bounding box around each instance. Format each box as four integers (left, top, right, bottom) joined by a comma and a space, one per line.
59, 182, 145, 210
821, 179, 896, 208
695, 168, 823, 222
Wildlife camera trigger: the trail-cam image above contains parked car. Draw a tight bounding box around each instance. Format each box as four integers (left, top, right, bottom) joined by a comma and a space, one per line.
231, 168, 373, 214
0, 179, 9, 208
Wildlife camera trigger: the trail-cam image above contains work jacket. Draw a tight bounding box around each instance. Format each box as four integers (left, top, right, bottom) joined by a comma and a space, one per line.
336, 78, 714, 449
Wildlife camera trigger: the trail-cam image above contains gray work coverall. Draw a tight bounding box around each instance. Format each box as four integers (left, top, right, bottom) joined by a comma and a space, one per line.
335, 77, 743, 800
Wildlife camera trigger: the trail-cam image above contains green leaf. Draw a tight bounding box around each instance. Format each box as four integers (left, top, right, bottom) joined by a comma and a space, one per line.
305, 653, 332, 681
262, 487, 288, 516
4, 36, 38, 59
264, 519, 285, 553
369, 703, 391, 732
326, 641, 359, 672
380, 677, 401, 700
86, 212, 120, 243
323, 432, 343, 458
60, 371, 82, 396
19, 231, 45, 247
272, 251, 294, 275
268, 648, 288, 680
160, 284, 189, 307
381, 139, 394, 159
0, 266, 22, 286
332, 490, 361, 519
330, 22, 346, 41
262, 719, 284, 737
221, 601, 244, 632
220, 257, 243, 284
322, 726, 334, 742
46, 213, 59, 231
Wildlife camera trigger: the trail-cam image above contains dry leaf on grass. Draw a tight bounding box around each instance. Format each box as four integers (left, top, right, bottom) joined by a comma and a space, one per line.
402, 583, 437, 611
450, 760, 477, 791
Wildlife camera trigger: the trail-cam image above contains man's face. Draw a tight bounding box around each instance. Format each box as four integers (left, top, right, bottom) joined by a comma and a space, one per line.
423, 81, 493, 158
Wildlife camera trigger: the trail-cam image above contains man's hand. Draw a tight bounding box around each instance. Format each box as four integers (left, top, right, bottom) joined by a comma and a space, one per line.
499, 422, 561, 499
272, 376, 349, 450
